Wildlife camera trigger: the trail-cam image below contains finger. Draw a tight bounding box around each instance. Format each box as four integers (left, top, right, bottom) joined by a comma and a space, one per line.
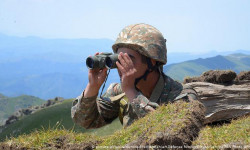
99, 67, 108, 73
99, 68, 107, 77
116, 61, 126, 74
118, 52, 128, 69
123, 53, 134, 68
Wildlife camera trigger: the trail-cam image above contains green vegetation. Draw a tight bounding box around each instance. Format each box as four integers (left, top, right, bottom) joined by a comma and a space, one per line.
3, 125, 100, 149
99, 102, 192, 146
1, 100, 201, 148
193, 115, 250, 147
1, 101, 249, 149
0, 99, 122, 142
0, 94, 44, 125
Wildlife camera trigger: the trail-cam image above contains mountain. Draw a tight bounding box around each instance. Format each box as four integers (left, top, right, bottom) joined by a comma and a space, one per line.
0, 99, 122, 142
167, 50, 250, 64
0, 33, 114, 63
164, 53, 250, 81
0, 33, 119, 99
1, 33, 250, 99
0, 94, 44, 126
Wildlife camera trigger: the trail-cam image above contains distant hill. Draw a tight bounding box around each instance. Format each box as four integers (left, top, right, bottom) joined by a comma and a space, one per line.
0, 99, 122, 141
167, 50, 250, 64
164, 53, 250, 81
0, 94, 44, 125
0, 33, 114, 63
0, 33, 119, 99
1, 33, 250, 99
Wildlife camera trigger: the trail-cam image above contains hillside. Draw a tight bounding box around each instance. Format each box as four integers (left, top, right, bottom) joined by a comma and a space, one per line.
0, 94, 44, 126
164, 53, 250, 81
1, 102, 249, 149
0, 99, 122, 142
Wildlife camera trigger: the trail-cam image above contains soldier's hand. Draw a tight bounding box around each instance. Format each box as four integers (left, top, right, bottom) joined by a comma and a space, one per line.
88, 52, 108, 89
116, 52, 138, 101
84, 52, 107, 98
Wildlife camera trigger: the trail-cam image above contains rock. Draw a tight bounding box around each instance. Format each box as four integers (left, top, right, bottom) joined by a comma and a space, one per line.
44, 100, 52, 107
185, 81, 250, 124
54, 97, 64, 102
5, 115, 18, 125
21, 108, 33, 115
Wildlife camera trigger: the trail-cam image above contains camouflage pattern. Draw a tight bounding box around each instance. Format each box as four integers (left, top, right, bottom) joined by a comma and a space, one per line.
71, 73, 197, 128
112, 23, 167, 64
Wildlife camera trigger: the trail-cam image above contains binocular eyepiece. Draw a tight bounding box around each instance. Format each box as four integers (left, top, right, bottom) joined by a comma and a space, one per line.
86, 53, 119, 69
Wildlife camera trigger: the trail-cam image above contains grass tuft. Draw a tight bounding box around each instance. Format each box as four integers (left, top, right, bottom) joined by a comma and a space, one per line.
99, 101, 194, 146
193, 115, 250, 147
3, 122, 100, 149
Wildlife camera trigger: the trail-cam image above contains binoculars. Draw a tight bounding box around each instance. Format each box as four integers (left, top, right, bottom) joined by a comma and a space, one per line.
86, 53, 119, 69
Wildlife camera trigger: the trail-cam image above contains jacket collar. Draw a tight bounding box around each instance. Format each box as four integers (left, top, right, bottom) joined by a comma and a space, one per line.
149, 73, 165, 103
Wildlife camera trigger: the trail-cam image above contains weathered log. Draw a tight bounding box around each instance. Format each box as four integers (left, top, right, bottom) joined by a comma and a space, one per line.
185, 81, 250, 124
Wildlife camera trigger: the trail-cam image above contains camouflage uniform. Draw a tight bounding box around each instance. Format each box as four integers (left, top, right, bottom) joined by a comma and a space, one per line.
71, 73, 197, 128
71, 23, 198, 128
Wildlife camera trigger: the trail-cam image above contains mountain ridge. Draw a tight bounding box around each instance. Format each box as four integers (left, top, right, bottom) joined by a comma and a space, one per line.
164, 53, 250, 81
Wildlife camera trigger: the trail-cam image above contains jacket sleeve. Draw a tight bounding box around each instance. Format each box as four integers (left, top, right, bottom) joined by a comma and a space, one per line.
71, 83, 121, 129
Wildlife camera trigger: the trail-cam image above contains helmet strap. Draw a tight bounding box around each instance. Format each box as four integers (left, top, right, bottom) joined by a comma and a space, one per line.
134, 58, 159, 92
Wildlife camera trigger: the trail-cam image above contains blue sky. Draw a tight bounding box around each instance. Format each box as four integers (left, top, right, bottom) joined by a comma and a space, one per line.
0, 0, 249, 53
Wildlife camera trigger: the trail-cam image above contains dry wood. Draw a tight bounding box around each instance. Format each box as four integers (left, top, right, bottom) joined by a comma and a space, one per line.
185, 81, 250, 124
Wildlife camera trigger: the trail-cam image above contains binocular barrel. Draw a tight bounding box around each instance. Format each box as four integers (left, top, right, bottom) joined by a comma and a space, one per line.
105, 54, 118, 69
86, 53, 118, 69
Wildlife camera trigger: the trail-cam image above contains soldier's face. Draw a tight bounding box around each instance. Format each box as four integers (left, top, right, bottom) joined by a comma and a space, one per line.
117, 47, 148, 79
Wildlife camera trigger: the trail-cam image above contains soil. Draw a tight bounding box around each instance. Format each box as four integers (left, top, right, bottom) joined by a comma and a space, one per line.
184, 70, 237, 84
236, 71, 250, 81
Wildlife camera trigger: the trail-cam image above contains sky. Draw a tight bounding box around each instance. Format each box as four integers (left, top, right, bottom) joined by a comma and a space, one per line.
0, 0, 249, 53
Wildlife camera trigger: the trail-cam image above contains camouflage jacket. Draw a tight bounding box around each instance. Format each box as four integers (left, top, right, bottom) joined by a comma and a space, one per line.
71, 73, 197, 129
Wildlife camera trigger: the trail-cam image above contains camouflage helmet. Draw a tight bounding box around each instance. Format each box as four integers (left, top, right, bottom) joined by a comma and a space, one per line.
112, 23, 167, 64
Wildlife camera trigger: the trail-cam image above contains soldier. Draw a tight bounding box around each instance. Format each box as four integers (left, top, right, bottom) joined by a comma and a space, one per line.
71, 23, 198, 128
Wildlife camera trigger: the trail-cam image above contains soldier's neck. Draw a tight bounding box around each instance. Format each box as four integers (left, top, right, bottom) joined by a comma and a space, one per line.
137, 71, 160, 99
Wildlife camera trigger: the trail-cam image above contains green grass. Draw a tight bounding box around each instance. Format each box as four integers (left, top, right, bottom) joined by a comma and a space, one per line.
193, 115, 250, 148
0, 99, 122, 142
1, 101, 198, 148
99, 101, 193, 146
4, 125, 100, 149
1, 102, 249, 149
